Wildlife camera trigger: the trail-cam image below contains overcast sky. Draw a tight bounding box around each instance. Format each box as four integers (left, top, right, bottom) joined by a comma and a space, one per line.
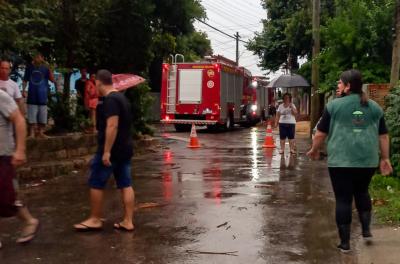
194, 0, 268, 77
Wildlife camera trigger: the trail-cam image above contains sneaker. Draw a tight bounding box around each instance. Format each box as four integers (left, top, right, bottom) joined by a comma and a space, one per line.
362, 231, 373, 244
337, 243, 351, 253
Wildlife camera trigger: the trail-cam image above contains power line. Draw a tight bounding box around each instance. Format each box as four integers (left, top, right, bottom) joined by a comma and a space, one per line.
202, 2, 259, 34
217, 23, 263, 31
195, 18, 249, 44
204, 1, 263, 23
205, 0, 265, 23
219, 0, 266, 18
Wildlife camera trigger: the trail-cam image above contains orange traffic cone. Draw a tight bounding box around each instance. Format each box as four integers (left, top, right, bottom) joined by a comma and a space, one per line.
262, 121, 276, 148
187, 124, 201, 148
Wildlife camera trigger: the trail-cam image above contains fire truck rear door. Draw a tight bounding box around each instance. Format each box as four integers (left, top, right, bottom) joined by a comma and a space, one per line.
178, 69, 203, 104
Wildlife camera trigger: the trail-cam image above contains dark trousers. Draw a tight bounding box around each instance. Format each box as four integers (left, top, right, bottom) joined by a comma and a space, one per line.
0, 156, 17, 217
328, 167, 376, 226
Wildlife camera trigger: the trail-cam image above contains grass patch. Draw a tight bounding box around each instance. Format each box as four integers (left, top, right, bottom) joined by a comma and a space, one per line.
370, 174, 400, 225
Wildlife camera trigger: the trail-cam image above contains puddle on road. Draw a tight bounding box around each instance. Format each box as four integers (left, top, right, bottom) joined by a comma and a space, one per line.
203, 191, 243, 199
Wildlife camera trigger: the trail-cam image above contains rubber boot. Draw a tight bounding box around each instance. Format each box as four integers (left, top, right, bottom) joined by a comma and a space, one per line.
359, 211, 373, 241
337, 224, 351, 253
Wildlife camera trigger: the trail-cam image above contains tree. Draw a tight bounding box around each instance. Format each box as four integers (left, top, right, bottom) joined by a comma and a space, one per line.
248, 0, 314, 73
316, 0, 394, 93
0, 0, 53, 56
391, 0, 400, 88
0, 0, 212, 134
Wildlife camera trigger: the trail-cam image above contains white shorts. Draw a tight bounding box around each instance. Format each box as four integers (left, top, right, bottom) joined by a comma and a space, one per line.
27, 104, 47, 124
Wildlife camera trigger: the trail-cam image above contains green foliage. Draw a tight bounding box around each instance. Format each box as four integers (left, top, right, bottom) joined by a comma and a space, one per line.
47, 92, 89, 133
124, 84, 154, 137
318, 0, 394, 93
370, 175, 400, 224
251, 0, 395, 95
385, 85, 400, 177
1, 0, 211, 135
0, 1, 53, 53
176, 31, 213, 62
249, 0, 316, 72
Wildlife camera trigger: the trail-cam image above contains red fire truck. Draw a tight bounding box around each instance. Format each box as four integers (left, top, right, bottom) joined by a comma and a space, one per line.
160, 55, 260, 132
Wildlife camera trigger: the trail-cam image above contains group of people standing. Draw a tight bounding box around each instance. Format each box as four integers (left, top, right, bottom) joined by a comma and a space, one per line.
0, 52, 54, 139
1, 63, 135, 248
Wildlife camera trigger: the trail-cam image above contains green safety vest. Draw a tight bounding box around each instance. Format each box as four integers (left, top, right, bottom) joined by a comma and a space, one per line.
326, 94, 384, 168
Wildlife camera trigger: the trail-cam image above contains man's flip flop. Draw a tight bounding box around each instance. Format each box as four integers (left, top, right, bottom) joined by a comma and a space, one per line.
113, 223, 134, 232
74, 223, 103, 232
17, 221, 40, 244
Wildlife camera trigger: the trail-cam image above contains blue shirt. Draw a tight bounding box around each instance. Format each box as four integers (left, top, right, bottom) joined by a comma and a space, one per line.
24, 65, 50, 105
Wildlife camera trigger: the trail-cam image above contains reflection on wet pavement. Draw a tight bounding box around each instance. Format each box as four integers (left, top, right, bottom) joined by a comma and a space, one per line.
0, 126, 358, 263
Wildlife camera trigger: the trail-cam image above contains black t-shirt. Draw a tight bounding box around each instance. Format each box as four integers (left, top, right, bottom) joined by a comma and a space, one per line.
96, 92, 133, 161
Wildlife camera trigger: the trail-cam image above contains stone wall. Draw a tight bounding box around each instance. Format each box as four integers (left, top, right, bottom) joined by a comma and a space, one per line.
26, 134, 98, 163
17, 134, 157, 183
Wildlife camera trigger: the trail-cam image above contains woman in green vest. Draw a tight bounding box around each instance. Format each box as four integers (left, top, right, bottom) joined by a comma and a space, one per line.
307, 69, 393, 253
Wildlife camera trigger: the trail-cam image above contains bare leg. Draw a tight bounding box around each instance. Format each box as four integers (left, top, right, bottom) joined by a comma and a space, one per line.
37, 124, 49, 139
280, 139, 285, 154
90, 109, 97, 133
91, 109, 96, 131
16, 205, 39, 243
74, 188, 104, 229
28, 124, 36, 139
116, 187, 135, 230
289, 139, 296, 153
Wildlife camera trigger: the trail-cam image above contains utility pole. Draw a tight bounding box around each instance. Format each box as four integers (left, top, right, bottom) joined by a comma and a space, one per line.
390, 0, 400, 88
310, 0, 321, 137
235, 32, 240, 65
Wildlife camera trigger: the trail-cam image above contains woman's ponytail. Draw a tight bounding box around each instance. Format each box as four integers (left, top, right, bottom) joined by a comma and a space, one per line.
340, 69, 368, 107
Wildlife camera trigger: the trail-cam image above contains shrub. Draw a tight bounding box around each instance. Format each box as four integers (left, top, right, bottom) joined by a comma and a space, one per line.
124, 83, 154, 137
385, 85, 400, 177
47, 92, 89, 133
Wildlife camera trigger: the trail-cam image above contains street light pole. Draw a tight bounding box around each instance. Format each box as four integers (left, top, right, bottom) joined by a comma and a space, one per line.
310, 0, 321, 137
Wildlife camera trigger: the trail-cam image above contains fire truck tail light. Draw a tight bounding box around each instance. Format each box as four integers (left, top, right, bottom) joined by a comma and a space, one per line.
166, 116, 170, 121
163, 64, 169, 71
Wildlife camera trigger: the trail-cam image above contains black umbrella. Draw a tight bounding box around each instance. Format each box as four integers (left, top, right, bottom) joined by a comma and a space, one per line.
267, 74, 310, 88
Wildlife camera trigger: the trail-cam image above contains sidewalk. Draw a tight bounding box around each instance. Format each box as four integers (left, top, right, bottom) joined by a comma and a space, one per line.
356, 227, 400, 264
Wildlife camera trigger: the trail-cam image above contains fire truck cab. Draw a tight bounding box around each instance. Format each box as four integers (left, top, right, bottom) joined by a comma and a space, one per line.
160, 55, 260, 132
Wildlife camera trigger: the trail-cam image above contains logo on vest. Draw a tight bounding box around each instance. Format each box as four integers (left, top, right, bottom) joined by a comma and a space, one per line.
352, 110, 365, 133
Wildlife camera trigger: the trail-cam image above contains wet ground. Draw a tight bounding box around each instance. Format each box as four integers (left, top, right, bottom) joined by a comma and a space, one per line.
0, 126, 362, 263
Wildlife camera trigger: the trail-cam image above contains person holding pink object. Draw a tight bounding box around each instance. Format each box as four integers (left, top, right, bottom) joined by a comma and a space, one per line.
85, 73, 99, 133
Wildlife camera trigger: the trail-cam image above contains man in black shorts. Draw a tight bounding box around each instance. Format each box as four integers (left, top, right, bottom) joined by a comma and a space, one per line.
74, 69, 135, 232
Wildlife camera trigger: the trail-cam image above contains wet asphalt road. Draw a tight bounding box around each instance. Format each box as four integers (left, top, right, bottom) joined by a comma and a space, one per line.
0, 126, 360, 263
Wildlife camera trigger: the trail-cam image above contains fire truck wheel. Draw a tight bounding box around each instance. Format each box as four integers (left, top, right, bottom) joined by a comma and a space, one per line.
174, 124, 192, 132
225, 113, 234, 131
